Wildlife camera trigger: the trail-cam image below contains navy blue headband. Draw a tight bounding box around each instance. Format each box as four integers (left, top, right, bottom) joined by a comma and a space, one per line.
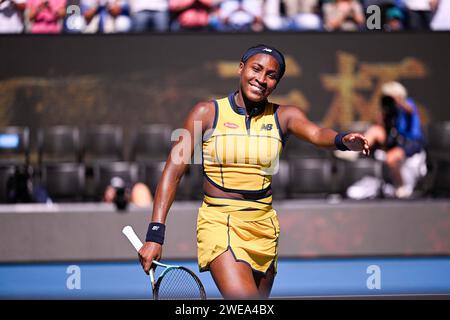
241, 45, 286, 81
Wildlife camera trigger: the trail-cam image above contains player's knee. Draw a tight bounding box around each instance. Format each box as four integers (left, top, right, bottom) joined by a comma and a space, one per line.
222, 286, 260, 300
386, 149, 404, 166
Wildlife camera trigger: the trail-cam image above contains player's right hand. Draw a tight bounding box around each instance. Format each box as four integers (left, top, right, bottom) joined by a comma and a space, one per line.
138, 242, 162, 275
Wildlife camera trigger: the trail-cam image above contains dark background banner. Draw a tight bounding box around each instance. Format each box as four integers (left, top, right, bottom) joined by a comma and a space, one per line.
1, 33, 449, 145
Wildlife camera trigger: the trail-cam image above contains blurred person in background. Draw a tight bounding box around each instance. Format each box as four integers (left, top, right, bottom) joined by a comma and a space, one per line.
430, 0, 450, 30
214, 0, 265, 32
322, 0, 365, 31
346, 81, 427, 199
169, 0, 213, 31
129, 0, 169, 32
103, 177, 153, 209
27, 0, 66, 33
262, 0, 290, 31
383, 6, 405, 31
401, 0, 437, 30
81, 0, 132, 33
283, 0, 322, 30
0, 0, 26, 33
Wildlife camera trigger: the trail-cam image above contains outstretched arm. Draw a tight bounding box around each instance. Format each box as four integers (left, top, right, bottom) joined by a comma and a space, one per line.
279, 105, 370, 155
138, 101, 215, 274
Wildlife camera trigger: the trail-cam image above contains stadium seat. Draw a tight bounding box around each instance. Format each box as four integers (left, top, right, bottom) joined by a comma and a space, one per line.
287, 158, 334, 198
431, 159, 450, 197
82, 125, 124, 163
187, 164, 204, 200
426, 121, 450, 159
284, 138, 330, 159
93, 161, 139, 200
335, 158, 383, 194
0, 165, 15, 203
271, 159, 289, 200
41, 163, 86, 202
138, 162, 202, 200
425, 122, 450, 197
0, 126, 30, 165
131, 124, 173, 162
38, 126, 81, 164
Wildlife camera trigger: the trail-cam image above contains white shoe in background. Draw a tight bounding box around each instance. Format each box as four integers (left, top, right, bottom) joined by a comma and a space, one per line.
334, 150, 359, 161
395, 185, 414, 199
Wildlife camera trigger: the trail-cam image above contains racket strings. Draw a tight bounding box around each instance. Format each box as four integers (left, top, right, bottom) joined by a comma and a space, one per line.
155, 268, 205, 300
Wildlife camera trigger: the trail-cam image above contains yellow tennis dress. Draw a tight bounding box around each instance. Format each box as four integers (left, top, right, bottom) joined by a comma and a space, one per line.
197, 92, 284, 275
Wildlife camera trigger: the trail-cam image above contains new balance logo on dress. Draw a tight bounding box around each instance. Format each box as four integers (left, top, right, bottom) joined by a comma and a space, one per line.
152, 226, 160, 231
260, 124, 273, 131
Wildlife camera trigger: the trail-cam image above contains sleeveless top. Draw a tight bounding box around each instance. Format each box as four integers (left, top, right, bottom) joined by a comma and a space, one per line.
202, 92, 284, 194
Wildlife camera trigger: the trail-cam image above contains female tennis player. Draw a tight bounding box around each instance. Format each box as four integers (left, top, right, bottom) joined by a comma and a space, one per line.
138, 44, 370, 299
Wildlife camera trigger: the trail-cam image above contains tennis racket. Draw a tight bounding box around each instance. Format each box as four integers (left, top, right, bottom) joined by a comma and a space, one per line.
122, 225, 207, 300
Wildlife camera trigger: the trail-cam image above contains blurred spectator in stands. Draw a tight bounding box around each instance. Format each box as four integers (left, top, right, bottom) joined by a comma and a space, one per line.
401, 0, 434, 30
430, 0, 450, 30
103, 177, 153, 210
27, 0, 66, 33
0, 0, 26, 33
81, 0, 131, 33
283, 0, 322, 31
129, 0, 169, 32
263, 0, 290, 31
344, 82, 427, 199
383, 6, 405, 30
322, 0, 365, 31
213, 0, 265, 32
169, 0, 213, 31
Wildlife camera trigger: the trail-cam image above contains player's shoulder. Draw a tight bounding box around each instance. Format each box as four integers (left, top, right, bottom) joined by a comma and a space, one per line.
274, 104, 307, 118
190, 100, 216, 118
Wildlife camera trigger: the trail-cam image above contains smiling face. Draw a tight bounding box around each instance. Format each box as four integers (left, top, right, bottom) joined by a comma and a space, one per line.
238, 53, 280, 103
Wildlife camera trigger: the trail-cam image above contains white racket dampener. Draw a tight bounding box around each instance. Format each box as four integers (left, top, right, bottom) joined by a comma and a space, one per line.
121, 225, 206, 300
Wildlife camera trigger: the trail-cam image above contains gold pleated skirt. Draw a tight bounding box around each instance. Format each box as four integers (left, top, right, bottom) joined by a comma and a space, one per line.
197, 195, 279, 275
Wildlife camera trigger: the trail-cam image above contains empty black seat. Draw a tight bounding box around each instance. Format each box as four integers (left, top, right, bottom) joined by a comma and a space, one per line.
431, 159, 450, 197
131, 124, 173, 162
93, 161, 139, 199
426, 122, 450, 155
38, 126, 80, 164
0, 165, 15, 203
0, 126, 30, 165
284, 138, 330, 159
82, 125, 124, 163
187, 164, 204, 200
271, 160, 289, 200
41, 163, 86, 202
287, 158, 333, 198
335, 158, 383, 194
139, 162, 202, 200
423, 122, 450, 197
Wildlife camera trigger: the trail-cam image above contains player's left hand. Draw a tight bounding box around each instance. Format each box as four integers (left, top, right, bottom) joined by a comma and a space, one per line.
343, 133, 370, 156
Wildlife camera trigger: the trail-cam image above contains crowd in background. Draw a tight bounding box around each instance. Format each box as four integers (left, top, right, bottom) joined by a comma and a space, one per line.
0, 0, 449, 34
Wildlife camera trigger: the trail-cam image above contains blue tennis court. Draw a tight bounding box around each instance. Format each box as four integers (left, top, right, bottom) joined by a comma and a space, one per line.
1, 257, 449, 299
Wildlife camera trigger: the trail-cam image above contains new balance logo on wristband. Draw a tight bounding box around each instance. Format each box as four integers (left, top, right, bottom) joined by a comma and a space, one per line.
146, 222, 166, 244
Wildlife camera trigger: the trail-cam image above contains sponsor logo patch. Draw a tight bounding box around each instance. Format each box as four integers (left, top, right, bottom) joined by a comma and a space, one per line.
224, 122, 239, 129
260, 124, 273, 131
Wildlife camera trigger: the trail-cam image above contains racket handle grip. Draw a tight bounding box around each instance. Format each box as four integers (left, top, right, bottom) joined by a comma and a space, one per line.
122, 225, 157, 288
122, 225, 144, 252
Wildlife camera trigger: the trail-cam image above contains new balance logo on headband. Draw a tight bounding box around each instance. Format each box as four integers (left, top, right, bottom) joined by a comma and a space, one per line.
263, 48, 272, 53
